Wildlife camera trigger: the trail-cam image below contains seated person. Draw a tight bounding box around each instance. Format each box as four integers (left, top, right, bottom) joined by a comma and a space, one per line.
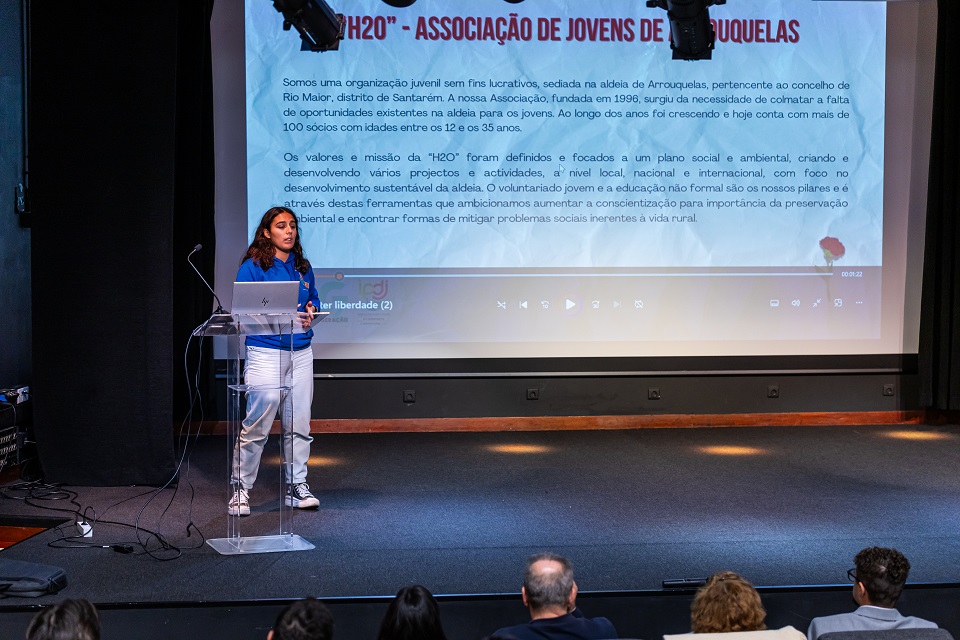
665, 571, 804, 640
807, 547, 938, 640
269, 597, 334, 640
378, 584, 448, 640
26, 598, 100, 640
488, 552, 617, 640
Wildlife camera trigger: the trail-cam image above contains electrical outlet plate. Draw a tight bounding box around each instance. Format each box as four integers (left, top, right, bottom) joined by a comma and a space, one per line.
15, 183, 26, 214
526, 388, 540, 401
402, 390, 416, 403
648, 388, 661, 400
767, 385, 780, 399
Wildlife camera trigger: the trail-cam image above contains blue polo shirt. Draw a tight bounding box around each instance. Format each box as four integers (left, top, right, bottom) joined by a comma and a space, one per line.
236, 255, 320, 351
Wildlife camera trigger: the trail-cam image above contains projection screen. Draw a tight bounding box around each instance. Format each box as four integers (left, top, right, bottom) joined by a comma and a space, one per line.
211, 0, 935, 371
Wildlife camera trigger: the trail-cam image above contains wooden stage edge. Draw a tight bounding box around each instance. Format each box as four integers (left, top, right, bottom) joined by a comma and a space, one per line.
191, 410, 954, 435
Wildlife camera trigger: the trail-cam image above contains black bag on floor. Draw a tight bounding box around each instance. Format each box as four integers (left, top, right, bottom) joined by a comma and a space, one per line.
0, 559, 67, 598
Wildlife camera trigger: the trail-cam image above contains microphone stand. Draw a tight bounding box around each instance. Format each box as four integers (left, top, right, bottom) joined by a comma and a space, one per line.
187, 244, 226, 314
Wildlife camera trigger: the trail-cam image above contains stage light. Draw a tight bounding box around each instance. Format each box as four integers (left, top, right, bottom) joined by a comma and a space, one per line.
697, 445, 764, 456
273, 0, 345, 52
883, 430, 954, 442
264, 454, 346, 466
646, 0, 725, 60
486, 444, 554, 455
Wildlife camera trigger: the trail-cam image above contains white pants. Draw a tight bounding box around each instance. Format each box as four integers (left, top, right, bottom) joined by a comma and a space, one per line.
231, 345, 314, 489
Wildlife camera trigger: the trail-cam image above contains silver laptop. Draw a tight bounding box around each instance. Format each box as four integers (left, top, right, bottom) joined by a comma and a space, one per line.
230, 281, 329, 335
231, 281, 300, 314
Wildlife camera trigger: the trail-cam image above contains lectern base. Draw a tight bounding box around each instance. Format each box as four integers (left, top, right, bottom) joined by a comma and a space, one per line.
207, 534, 315, 556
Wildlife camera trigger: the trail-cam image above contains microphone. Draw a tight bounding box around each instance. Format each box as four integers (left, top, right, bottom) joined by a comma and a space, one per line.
187, 244, 225, 314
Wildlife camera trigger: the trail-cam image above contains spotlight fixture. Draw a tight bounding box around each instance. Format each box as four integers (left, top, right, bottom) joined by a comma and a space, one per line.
273, 0, 345, 52
646, 0, 725, 60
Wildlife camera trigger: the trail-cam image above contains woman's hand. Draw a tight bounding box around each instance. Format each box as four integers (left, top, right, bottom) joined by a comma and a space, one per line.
299, 302, 317, 328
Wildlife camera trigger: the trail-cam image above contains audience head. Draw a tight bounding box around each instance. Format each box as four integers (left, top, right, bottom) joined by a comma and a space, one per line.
852, 546, 911, 608
377, 584, 447, 640
691, 571, 767, 633
26, 598, 100, 640
521, 552, 577, 616
268, 597, 333, 640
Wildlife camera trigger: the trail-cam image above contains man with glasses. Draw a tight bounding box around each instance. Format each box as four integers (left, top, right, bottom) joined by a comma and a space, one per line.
806, 547, 938, 640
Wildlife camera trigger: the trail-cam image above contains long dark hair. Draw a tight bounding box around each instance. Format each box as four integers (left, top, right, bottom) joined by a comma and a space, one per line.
377, 585, 447, 640
242, 206, 311, 273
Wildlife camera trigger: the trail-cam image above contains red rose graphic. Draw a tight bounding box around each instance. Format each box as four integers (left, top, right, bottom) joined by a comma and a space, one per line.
819, 236, 845, 266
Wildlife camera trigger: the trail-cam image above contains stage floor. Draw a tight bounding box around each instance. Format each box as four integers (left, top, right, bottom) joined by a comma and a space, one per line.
1, 424, 959, 605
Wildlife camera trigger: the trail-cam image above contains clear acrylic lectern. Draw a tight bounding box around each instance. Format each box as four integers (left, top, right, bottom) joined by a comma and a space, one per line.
201, 311, 316, 556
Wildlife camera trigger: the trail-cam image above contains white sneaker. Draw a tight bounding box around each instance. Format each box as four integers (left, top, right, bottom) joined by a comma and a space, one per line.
285, 482, 319, 509
227, 487, 250, 516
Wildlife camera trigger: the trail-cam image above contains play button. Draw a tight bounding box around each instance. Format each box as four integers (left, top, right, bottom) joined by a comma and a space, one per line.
565, 299, 577, 310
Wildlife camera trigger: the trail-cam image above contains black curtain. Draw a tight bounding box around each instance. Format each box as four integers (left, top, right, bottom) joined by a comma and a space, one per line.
29, 2, 214, 484
172, 1, 218, 425
919, 2, 960, 410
